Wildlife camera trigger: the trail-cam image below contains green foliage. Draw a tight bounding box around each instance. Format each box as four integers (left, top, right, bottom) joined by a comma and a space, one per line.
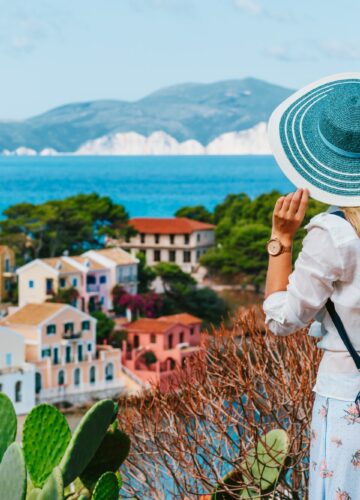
0, 193, 132, 264
60, 400, 118, 487
136, 252, 157, 294
197, 190, 326, 286
0, 398, 130, 499
0, 443, 27, 500
80, 424, 130, 490
143, 350, 157, 366
175, 205, 213, 223
92, 472, 119, 500
91, 311, 115, 343
23, 404, 71, 488
211, 429, 290, 498
154, 262, 227, 325
47, 287, 79, 306
0, 393, 17, 461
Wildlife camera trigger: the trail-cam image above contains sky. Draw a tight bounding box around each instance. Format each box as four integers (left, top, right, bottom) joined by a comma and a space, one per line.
1, 0, 360, 119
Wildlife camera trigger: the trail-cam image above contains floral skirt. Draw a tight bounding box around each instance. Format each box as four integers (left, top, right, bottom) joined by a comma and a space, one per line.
309, 393, 360, 499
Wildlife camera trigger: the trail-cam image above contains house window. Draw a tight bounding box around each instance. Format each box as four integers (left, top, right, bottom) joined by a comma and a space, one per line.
197, 233, 201, 242
77, 344, 83, 362
64, 322, 74, 334
100, 296, 105, 305
196, 250, 201, 262
154, 250, 161, 262
134, 335, 140, 349
47, 324, 56, 335
41, 348, 51, 358
65, 345, 72, 363
105, 363, 114, 381
99, 275, 107, 284
35, 373, 42, 394
150, 334, 156, 344
5, 353, 12, 366
183, 251, 191, 263
184, 234, 190, 245
155, 234, 160, 244
29, 280, 34, 289
74, 368, 81, 386
87, 275, 96, 285
58, 370, 65, 386
190, 327, 194, 336
4, 258, 10, 272
168, 334, 173, 349
46, 278, 53, 293
87, 342, 93, 352
140, 233, 146, 244
170, 234, 175, 245
89, 366, 96, 384
179, 332, 184, 344
15, 381, 22, 402
59, 278, 66, 288
53, 347, 59, 365
72, 278, 78, 287
169, 250, 176, 262
82, 321, 90, 331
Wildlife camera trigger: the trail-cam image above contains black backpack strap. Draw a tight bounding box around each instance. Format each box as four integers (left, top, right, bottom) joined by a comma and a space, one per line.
326, 209, 360, 371
325, 299, 360, 371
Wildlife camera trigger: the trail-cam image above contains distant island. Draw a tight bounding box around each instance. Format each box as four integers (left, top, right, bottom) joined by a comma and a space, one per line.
0, 78, 292, 156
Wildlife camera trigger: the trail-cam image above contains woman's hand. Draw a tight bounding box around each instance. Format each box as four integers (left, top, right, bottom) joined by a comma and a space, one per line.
271, 188, 309, 245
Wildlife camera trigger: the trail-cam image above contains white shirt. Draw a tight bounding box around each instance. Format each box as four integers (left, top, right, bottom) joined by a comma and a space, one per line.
263, 205, 360, 401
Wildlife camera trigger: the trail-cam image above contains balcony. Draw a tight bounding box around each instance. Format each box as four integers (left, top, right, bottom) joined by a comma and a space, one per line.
87, 284, 100, 293
63, 331, 81, 340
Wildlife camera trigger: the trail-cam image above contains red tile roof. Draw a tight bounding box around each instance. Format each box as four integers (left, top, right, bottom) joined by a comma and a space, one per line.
126, 318, 176, 334
159, 313, 202, 325
130, 217, 215, 235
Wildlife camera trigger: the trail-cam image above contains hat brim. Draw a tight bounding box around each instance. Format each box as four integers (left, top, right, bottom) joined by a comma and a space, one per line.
268, 72, 360, 207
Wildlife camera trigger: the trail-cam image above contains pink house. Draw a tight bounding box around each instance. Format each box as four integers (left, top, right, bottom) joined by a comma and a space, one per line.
122, 313, 202, 391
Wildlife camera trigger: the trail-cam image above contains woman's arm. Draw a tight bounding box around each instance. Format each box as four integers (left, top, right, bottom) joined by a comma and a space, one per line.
265, 188, 309, 298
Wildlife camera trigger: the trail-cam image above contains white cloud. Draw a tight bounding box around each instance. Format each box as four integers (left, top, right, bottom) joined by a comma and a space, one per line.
319, 40, 360, 60
233, 0, 264, 16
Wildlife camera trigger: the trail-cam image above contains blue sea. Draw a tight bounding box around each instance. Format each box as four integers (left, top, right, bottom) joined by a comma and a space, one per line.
0, 155, 294, 217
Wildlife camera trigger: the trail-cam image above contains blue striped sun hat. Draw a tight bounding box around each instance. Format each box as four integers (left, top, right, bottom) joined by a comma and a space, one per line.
268, 73, 360, 206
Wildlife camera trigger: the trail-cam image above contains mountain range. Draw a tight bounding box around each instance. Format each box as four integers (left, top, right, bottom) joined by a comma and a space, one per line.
0, 78, 293, 155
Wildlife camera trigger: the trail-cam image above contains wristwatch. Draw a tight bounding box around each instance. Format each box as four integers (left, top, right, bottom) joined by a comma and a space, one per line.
266, 237, 292, 256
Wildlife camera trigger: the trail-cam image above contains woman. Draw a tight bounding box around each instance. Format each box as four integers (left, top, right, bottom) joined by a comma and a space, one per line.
264, 73, 360, 499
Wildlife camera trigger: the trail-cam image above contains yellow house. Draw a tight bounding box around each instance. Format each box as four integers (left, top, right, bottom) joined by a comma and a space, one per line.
0, 246, 16, 302
0, 302, 125, 404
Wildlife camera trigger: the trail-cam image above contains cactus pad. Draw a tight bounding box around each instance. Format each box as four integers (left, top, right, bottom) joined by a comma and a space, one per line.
0, 443, 27, 500
23, 403, 71, 488
38, 467, 63, 500
92, 472, 119, 500
211, 469, 243, 499
60, 399, 118, 486
0, 393, 17, 461
80, 426, 130, 489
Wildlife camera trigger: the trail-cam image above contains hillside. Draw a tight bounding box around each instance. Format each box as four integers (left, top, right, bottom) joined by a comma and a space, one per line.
0, 78, 292, 154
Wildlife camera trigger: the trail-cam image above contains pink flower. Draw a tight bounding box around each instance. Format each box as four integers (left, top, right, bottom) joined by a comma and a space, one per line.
336, 488, 351, 500
318, 405, 328, 418
331, 437, 343, 448
319, 459, 334, 478
351, 450, 360, 469
311, 429, 317, 441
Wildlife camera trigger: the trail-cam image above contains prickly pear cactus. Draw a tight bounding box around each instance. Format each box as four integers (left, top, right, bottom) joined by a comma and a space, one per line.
0, 393, 17, 461
60, 399, 118, 487
92, 472, 119, 500
38, 467, 63, 500
23, 403, 71, 488
80, 423, 130, 490
0, 442, 27, 500
244, 429, 289, 491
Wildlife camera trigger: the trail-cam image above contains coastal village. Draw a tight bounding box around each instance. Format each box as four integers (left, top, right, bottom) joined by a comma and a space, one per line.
0, 217, 215, 414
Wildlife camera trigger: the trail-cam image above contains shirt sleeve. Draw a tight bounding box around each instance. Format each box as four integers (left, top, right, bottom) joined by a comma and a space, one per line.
263, 224, 345, 336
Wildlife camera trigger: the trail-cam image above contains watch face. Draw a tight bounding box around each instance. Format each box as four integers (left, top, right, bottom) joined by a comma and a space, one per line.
267, 239, 282, 256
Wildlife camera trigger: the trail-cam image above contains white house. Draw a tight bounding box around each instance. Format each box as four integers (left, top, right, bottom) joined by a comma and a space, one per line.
0, 326, 35, 414
120, 217, 215, 273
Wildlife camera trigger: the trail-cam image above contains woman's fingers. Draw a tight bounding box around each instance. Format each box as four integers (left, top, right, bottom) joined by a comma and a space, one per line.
288, 188, 303, 214
280, 192, 294, 214
297, 188, 309, 218
274, 196, 285, 214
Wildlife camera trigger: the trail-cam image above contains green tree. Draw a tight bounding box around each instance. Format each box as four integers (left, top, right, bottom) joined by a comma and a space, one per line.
175, 205, 213, 223
47, 287, 79, 306
91, 311, 115, 344
136, 252, 156, 294
0, 193, 133, 263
